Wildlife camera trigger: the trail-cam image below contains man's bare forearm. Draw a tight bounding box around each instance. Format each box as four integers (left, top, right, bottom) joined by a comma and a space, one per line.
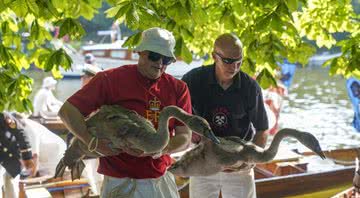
253, 130, 267, 148
58, 101, 91, 144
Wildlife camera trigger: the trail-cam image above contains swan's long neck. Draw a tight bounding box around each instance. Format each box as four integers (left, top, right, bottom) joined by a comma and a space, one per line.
157, 106, 190, 148
255, 128, 300, 163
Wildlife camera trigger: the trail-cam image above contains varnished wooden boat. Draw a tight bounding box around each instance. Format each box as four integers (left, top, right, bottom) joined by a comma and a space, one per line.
331, 186, 359, 198
30, 117, 68, 134
20, 176, 90, 198
18, 147, 357, 198
255, 147, 358, 198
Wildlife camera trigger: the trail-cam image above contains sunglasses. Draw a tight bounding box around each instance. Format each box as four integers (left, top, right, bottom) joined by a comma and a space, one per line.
214, 52, 242, 64
147, 51, 175, 65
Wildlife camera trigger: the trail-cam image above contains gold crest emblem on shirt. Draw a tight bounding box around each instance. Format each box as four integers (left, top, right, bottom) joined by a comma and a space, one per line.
146, 97, 161, 126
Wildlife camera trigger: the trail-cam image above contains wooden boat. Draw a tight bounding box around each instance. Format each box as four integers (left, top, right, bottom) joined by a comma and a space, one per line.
17, 146, 357, 198
331, 186, 359, 198
30, 117, 68, 135
177, 147, 359, 198
53, 37, 204, 79
19, 176, 90, 198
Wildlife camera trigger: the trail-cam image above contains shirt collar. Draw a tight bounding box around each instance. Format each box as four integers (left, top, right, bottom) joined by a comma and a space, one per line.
207, 64, 242, 89
136, 65, 161, 87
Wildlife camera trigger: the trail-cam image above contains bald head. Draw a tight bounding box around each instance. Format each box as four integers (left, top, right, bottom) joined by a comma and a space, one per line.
214, 33, 243, 56
212, 33, 244, 83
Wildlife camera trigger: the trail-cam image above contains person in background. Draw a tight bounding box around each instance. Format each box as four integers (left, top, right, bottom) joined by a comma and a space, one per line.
58, 27, 192, 198
279, 59, 297, 89
81, 64, 103, 87
182, 33, 268, 198
32, 77, 63, 119
84, 53, 96, 65
0, 112, 35, 198
12, 113, 66, 177
346, 77, 360, 132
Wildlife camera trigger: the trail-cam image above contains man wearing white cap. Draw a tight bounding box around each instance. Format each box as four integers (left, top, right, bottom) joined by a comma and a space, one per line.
32, 77, 63, 119
80, 64, 103, 87
58, 27, 192, 198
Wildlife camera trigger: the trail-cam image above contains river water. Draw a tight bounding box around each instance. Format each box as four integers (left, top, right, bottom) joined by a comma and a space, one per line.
26, 61, 360, 152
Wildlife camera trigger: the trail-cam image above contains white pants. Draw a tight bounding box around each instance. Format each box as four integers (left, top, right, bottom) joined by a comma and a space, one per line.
83, 159, 103, 195
37, 141, 66, 176
100, 172, 179, 198
0, 166, 19, 198
190, 169, 256, 198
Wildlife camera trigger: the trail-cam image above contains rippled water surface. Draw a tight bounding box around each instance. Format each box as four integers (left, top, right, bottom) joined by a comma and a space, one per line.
277, 65, 360, 152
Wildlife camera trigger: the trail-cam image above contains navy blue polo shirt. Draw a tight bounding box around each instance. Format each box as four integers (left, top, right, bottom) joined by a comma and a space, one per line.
182, 64, 268, 141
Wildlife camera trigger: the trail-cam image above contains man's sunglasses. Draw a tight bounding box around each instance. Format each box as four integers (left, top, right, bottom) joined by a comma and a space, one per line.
214, 52, 242, 64
148, 51, 175, 65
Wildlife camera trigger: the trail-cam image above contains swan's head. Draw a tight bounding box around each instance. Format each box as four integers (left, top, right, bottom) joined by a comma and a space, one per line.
187, 115, 220, 144
298, 131, 326, 159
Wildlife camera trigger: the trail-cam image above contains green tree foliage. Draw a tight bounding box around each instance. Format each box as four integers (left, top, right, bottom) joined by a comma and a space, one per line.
0, 0, 359, 112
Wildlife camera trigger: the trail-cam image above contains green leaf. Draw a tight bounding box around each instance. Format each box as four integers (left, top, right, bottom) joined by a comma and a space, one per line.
106, 1, 131, 19
255, 13, 272, 30
257, 69, 277, 89
175, 38, 193, 64
79, 0, 98, 20
192, 6, 207, 25
30, 20, 40, 40
167, 2, 191, 25
55, 18, 85, 40
26, 0, 39, 16
10, 0, 28, 18
22, 99, 33, 113
44, 48, 73, 72
122, 31, 142, 48
285, 0, 298, 12
126, 4, 140, 28
180, 27, 194, 40
270, 14, 283, 32
0, 44, 15, 64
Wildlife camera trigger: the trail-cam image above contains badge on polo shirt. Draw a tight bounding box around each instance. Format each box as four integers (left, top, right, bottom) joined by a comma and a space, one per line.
212, 107, 230, 128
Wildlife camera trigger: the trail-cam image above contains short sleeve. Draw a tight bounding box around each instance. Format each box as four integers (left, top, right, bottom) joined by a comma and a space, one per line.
247, 84, 269, 132
174, 83, 192, 126
67, 72, 110, 116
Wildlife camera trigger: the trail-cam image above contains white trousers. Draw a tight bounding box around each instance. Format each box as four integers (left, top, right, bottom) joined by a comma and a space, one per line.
83, 159, 103, 195
0, 166, 19, 198
100, 172, 179, 198
190, 169, 256, 198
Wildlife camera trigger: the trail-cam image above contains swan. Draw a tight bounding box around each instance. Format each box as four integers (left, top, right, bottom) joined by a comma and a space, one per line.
169, 128, 326, 177
54, 105, 220, 180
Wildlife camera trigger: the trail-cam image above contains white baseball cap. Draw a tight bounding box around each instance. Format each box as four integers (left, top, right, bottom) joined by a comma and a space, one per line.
134, 27, 176, 59
42, 77, 57, 88
82, 64, 102, 76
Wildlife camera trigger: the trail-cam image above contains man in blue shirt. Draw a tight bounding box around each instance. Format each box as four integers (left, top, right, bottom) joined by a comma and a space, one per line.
346, 77, 360, 132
